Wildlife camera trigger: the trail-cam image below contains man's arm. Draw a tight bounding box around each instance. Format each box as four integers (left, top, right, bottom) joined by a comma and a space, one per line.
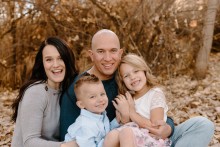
60, 82, 80, 141
146, 117, 175, 139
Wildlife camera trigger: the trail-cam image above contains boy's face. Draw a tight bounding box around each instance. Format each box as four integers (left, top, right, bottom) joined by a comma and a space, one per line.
76, 82, 108, 114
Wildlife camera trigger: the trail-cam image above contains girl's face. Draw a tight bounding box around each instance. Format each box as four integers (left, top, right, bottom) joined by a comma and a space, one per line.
120, 63, 148, 95
43, 45, 66, 89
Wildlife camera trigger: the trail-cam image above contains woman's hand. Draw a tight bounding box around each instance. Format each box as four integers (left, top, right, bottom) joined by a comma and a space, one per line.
61, 141, 79, 147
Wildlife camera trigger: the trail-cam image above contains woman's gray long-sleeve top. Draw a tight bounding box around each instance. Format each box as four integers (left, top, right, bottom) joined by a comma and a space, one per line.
11, 83, 62, 147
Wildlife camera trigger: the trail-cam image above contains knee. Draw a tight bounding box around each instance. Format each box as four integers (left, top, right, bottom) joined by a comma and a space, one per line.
103, 130, 119, 146
105, 130, 119, 139
119, 127, 133, 138
194, 116, 215, 134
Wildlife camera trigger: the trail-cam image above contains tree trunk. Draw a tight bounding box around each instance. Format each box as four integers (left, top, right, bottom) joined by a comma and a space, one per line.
194, 0, 219, 79
10, 1, 17, 89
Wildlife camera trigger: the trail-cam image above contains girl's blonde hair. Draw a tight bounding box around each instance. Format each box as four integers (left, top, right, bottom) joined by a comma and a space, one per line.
116, 53, 159, 94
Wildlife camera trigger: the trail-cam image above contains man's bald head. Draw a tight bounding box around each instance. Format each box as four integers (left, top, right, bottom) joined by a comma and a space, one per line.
91, 29, 120, 50
88, 29, 123, 80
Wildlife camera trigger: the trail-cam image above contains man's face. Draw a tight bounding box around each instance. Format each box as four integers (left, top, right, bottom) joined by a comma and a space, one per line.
89, 33, 123, 80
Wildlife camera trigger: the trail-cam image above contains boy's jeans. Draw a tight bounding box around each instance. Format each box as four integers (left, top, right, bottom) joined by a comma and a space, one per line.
170, 116, 215, 147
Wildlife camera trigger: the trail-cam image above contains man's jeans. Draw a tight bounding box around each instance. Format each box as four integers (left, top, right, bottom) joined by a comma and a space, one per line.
170, 116, 215, 147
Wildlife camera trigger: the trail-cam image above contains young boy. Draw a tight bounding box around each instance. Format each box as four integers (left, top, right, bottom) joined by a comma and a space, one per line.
64, 73, 120, 147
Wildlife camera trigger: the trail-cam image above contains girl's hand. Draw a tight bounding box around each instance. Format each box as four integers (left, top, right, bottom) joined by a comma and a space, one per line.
112, 94, 130, 124
113, 94, 129, 114
125, 92, 136, 113
115, 110, 121, 123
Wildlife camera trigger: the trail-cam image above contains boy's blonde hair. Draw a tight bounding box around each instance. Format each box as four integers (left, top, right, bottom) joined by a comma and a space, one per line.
116, 53, 159, 94
74, 73, 100, 99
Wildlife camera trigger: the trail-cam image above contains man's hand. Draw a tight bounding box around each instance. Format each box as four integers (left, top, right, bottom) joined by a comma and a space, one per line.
146, 120, 171, 139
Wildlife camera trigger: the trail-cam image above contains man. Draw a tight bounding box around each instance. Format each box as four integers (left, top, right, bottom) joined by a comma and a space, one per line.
60, 29, 214, 146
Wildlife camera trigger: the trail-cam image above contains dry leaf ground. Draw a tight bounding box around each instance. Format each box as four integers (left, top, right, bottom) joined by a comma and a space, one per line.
0, 52, 219, 146
164, 52, 220, 146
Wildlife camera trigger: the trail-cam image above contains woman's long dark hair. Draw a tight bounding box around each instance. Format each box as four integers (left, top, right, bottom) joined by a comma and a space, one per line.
11, 36, 78, 122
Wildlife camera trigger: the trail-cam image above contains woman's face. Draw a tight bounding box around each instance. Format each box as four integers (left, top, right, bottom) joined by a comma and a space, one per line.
42, 45, 66, 89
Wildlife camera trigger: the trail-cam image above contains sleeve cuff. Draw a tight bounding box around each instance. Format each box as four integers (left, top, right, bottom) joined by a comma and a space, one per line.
166, 117, 175, 138
110, 118, 120, 130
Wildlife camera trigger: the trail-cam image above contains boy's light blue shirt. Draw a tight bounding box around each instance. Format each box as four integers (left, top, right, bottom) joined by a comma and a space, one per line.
65, 109, 120, 147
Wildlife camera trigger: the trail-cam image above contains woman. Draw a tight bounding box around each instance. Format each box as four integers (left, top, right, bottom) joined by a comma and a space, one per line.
11, 37, 78, 147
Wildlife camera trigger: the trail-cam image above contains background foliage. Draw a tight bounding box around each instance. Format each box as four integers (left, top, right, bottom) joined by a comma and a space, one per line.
0, 0, 220, 146
1, 0, 219, 89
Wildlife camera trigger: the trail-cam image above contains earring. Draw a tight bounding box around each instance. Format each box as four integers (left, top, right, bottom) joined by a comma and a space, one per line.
45, 85, 48, 91
45, 80, 48, 91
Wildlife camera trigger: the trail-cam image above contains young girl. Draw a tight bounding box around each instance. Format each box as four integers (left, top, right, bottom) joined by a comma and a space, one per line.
104, 53, 171, 147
